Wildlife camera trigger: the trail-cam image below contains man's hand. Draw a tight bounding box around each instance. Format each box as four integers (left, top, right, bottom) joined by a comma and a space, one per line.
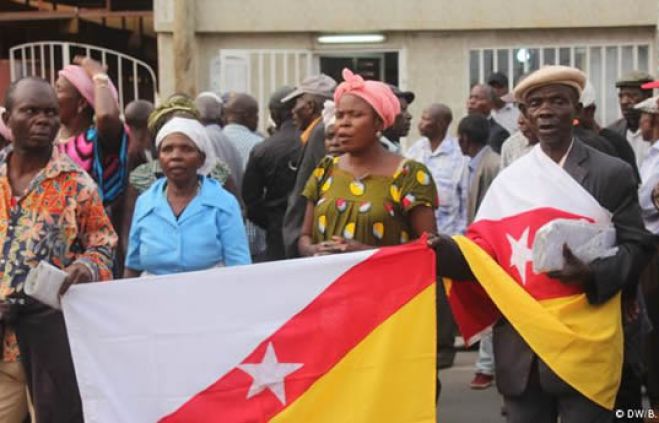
547, 243, 593, 287
59, 263, 93, 296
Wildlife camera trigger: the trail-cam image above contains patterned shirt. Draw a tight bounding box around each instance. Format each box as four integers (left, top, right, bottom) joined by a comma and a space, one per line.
302, 156, 438, 246
405, 136, 468, 235
0, 146, 117, 362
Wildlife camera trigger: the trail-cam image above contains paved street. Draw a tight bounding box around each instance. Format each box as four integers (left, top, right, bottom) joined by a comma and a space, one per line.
437, 351, 506, 423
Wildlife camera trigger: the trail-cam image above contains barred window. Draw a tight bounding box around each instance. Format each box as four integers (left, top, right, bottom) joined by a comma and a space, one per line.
469, 44, 651, 126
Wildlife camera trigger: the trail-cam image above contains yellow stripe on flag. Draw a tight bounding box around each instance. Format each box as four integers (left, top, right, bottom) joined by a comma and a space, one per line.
453, 236, 622, 409
272, 284, 436, 423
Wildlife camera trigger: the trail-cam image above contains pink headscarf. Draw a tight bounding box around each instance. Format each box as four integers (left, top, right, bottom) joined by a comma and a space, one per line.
0, 107, 12, 142
58, 65, 119, 107
333, 68, 401, 129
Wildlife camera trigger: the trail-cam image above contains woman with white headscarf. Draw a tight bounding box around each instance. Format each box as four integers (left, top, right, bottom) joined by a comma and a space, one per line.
123, 116, 251, 277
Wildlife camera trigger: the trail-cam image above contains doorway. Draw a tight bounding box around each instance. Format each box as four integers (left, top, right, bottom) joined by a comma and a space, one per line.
319, 52, 399, 84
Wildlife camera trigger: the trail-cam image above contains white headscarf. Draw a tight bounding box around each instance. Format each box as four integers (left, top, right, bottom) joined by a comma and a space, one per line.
155, 116, 216, 175
321, 100, 336, 130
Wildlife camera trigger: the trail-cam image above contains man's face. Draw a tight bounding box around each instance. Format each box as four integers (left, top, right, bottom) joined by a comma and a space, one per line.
619, 87, 650, 125
520, 84, 580, 146
5, 80, 60, 152
489, 82, 507, 99
245, 108, 259, 132
467, 86, 492, 116
389, 98, 412, 138
417, 109, 439, 139
639, 113, 655, 142
517, 112, 538, 144
457, 132, 469, 155
292, 94, 315, 130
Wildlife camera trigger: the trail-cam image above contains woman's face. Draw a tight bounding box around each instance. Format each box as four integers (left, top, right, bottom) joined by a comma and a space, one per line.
335, 94, 382, 154
324, 124, 343, 156
158, 133, 204, 184
54, 76, 86, 125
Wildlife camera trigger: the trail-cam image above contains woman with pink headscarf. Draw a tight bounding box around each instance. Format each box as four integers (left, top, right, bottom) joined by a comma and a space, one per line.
298, 68, 438, 256
55, 56, 126, 206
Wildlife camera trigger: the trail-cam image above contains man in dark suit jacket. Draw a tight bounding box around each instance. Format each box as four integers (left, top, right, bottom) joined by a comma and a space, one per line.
280, 75, 336, 258
433, 67, 655, 422
243, 86, 301, 261
467, 83, 510, 154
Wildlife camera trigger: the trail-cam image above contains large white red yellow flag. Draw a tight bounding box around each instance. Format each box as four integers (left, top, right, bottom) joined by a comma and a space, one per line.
447, 145, 623, 409
62, 240, 436, 422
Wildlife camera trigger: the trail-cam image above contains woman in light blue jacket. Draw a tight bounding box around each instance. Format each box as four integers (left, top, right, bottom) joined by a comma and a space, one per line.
124, 116, 250, 277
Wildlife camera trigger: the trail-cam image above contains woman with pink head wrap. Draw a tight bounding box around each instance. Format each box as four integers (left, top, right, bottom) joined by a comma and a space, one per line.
55, 56, 126, 206
297, 68, 438, 257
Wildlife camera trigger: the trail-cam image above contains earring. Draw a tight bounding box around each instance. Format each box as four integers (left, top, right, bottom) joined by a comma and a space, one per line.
376, 130, 383, 138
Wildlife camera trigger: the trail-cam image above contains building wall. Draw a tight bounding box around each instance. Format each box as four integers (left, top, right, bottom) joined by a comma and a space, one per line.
157, 25, 655, 137
155, 0, 656, 32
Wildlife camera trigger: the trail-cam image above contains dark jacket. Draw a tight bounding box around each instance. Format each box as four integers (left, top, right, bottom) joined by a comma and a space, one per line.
282, 120, 326, 258
242, 120, 301, 261
600, 127, 640, 183
438, 137, 655, 396
607, 117, 628, 139
487, 118, 511, 154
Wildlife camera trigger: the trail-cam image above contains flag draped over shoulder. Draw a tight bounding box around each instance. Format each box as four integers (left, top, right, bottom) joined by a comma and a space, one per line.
62, 240, 436, 423
446, 145, 623, 410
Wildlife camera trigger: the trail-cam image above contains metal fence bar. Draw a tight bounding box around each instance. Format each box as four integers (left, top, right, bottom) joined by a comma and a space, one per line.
132, 61, 139, 101
258, 51, 264, 123
30, 45, 36, 76
270, 52, 276, 92
601, 47, 607, 125
117, 55, 124, 112
40, 44, 46, 78
49, 44, 55, 84
21, 47, 28, 79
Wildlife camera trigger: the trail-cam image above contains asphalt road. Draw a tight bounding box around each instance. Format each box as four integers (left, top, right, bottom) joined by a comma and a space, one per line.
437, 351, 506, 423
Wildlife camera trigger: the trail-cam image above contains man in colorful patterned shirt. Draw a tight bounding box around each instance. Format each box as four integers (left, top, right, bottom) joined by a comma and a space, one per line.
0, 77, 117, 422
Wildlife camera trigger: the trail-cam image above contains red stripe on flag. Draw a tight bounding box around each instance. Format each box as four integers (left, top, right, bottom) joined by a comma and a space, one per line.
447, 207, 595, 344
160, 239, 435, 423
468, 207, 589, 300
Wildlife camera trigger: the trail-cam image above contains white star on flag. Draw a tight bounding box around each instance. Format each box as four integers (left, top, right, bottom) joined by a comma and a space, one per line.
506, 227, 534, 285
237, 342, 303, 405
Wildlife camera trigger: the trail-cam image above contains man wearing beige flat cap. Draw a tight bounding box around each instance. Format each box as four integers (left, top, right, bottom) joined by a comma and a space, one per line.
430, 65, 655, 422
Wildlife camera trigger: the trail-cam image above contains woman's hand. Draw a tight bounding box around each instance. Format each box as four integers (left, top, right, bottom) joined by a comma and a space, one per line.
314, 236, 369, 255
73, 55, 106, 78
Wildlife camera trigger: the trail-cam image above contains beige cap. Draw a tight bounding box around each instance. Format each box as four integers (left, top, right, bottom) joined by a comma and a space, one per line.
633, 95, 659, 114
513, 65, 586, 103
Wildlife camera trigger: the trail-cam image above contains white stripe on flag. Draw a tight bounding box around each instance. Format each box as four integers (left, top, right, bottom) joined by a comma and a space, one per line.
63, 250, 375, 423
476, 145, 611, 224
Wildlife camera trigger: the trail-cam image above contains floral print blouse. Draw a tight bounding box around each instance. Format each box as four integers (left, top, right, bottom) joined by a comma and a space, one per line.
0, 146, 117, 362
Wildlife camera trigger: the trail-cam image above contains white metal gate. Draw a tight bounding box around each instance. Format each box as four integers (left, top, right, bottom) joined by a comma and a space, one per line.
210, 49, 315, 132
9, 41, 158, 111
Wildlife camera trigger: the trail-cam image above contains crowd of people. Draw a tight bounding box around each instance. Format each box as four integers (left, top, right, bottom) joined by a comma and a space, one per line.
0, 55, 657, 423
